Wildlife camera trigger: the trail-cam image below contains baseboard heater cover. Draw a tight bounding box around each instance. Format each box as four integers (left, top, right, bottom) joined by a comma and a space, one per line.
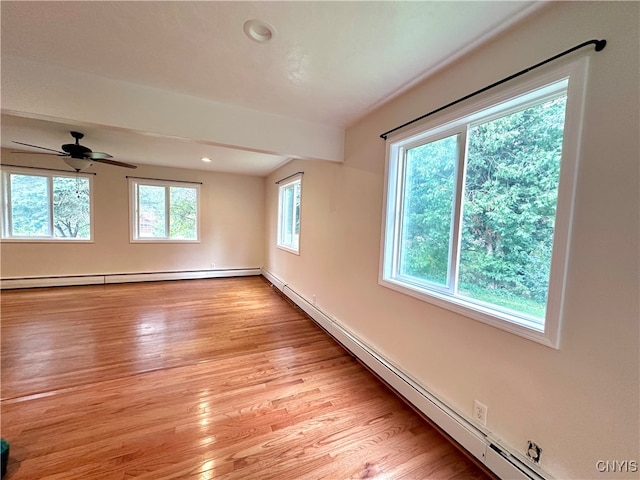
1, 268, 261, 289
261, 269, 550, 480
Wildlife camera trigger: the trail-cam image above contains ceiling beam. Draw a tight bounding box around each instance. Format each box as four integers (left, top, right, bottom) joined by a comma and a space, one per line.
2, 55, 344, 163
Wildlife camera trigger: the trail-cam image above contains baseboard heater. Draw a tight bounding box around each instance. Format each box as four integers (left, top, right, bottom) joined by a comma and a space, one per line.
0, 268, 261, 289
261, 269, 551, 480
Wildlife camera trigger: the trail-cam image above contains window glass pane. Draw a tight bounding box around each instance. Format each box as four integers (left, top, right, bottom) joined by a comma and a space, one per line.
138, 185, 166, 237
458, 95, 567, 319
10, 174, 49, 236
292, 182, 301, 248
53, 177, 90, 239
399, 135, 458, 286
169, 186, 197, 239
277, 179, 301, 252
282, 185, 294, 246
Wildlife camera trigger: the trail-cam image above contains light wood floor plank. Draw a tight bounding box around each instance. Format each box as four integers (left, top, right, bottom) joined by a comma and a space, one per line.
1, 277, 491, 479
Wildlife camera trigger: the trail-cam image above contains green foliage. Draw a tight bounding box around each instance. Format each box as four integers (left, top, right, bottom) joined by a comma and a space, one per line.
169, 187, 197, 239
139, 185, 167, 237
53, 177, 90, 238
138, 184, 197, 239
8, 173, 90, 239
10, 174, 49, 236
400, 135, 458, 286
401, 95, 567, 318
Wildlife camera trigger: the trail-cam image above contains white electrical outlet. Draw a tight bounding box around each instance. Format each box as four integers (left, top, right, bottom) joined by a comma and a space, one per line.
209, 263, 215, 269
473, 400, 488, 427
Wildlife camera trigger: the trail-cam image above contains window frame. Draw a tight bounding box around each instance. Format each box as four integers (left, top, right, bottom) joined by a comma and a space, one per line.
380, 58, 589, 348
0, 166, 95, 243
129, 178, 201, 243
277, 174, 302, 255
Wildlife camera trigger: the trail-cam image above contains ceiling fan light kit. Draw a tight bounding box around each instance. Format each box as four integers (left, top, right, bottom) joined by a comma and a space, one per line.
12, 130, 137, 172
63, 158, 93, 172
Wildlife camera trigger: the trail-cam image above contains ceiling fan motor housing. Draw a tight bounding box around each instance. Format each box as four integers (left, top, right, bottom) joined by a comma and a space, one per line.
62, 131, 92, 158
61, 144, 92, 158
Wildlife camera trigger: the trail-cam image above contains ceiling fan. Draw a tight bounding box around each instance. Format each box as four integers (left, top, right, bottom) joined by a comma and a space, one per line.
13, 131, 137, 172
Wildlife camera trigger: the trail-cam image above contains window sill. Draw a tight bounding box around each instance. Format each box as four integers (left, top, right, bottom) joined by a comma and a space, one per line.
379, 276, 558, 349
1, 238, 94, 244
277, 244, 300, 255
130, 239, 200, 244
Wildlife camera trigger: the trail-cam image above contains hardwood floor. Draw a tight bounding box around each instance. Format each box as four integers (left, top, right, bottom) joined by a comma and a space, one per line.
1, 277, 491, 479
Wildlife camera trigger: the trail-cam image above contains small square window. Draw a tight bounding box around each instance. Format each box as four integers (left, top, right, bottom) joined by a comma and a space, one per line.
130, 179, 200, 242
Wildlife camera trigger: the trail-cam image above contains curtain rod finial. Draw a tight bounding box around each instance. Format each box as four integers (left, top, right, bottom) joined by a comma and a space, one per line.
595, 39, 607, 51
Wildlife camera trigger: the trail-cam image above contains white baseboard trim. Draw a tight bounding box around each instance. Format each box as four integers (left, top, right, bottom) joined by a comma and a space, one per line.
261, 269, 551, 480
1, 275, 106, 289
1, 268, 261, 289
104, 268, 260, 284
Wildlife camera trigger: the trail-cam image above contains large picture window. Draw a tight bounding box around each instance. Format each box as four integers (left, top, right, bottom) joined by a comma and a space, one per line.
130, 178, 199, 242
277, 175, 302, 254
380, 60, 588, 347
1, 167, 93, 241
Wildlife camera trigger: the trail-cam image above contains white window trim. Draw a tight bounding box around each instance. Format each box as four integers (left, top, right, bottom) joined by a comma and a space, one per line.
0, 166, 95, 243
128, 178, 201, 243
379, 58, 589, 348
276, 174, 302, 255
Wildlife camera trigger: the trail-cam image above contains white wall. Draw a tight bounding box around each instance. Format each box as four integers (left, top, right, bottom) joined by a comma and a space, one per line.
265, 2, 639, 479
1, 149, 265, 278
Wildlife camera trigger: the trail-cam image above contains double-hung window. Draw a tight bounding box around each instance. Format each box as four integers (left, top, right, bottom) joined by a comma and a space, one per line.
277, 175, 302, 254
130, 178, 200, 242
1, 167, 93, 241
380, 59, 588, 347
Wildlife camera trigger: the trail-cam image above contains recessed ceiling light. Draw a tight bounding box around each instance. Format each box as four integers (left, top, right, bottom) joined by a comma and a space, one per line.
201, 157, 211, 163
243, 19, 275, 43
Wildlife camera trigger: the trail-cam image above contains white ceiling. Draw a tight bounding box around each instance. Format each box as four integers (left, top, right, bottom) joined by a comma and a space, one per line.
1, 114, 290, 176
1, 1, 541, 176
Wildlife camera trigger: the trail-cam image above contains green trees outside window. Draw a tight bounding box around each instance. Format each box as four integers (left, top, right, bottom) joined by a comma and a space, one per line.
399, 96, 566, 319
400, 134, 458, 287
133, 181, 198, 241
2, 170, 91, 240
459, 96, 566, 318
381, 62, 588, 347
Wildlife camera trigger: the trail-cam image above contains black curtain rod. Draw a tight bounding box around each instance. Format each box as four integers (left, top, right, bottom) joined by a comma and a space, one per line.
275, 171, 304, 184
0, 163, 97, 175
126, 175, 202, 185
380, 39, 607, 140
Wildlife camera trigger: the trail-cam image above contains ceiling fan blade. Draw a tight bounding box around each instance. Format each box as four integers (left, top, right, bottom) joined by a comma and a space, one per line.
91, 158, 137, 169
84, 151, 113, 160
11, 151, 67, 156
12, 141, 66, 154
